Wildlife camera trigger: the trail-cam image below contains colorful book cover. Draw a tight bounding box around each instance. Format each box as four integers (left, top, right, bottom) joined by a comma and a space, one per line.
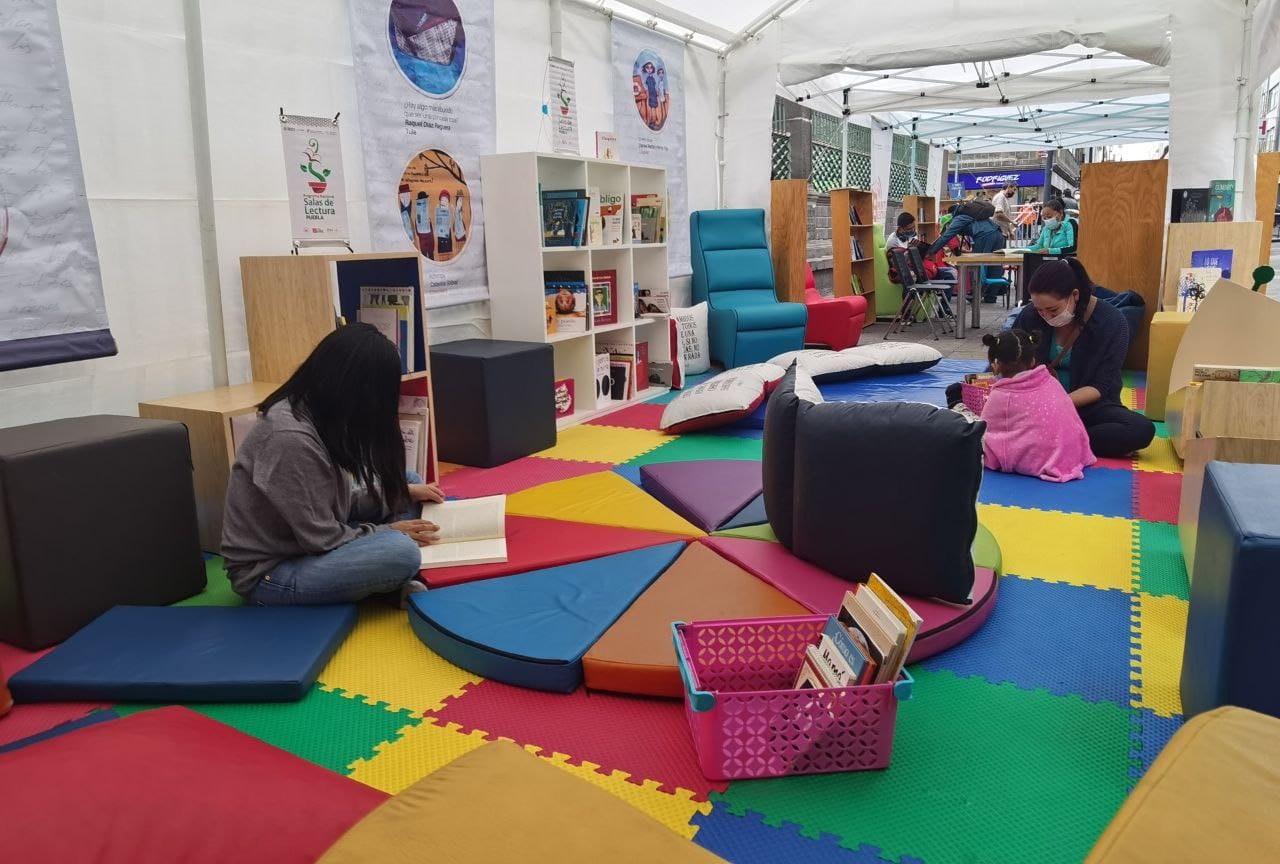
595, 131, 618, 160
553, 377, 575, 418
586, 187, 602, 247
359, 286, 414, 373
1208, 180, 1235, 222
1190, 249, 1233, 279
591, 269, 618, 326
867, 574, 923, 678
635, 342, 649, 391
1171, 188, 1209, 223
545, 283, 588, 332
837, 592, 885, 673
821, 616, 873, 685
1193, 364, 1280, 384
1178, 267, 1221, 313
600, 193, 624, 245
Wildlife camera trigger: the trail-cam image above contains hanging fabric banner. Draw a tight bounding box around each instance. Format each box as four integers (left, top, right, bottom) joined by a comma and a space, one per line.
611, 20, 689, 275
547, 57, 579, 155
349, 0, 496, 307
0, 0, 116, 371
280, 114, 350, 245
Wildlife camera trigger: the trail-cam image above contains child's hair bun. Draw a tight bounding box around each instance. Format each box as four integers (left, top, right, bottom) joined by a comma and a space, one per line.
981, 333, 999, 347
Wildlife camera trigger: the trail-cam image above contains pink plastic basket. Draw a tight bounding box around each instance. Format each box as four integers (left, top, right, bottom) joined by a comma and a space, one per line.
961, 381, 991, 415
672, 616, 913, 781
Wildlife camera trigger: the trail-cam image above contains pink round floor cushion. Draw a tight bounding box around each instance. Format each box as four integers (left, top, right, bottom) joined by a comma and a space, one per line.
660, 363, 785, 433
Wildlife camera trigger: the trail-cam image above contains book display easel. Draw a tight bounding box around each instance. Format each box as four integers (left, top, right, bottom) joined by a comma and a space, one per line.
830, 187, 876, 326
902, 195, 938, 246
480, 152, 672, 429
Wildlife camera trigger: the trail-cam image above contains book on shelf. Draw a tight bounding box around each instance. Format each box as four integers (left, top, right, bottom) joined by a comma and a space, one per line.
1208, 180, 1235, 222
594, 352, 614, 405
635, 286, 670, 316
541, 188, 588, 247
1171, 188, 1209, 223
849, 205, 863, 226
553, 377, 576, 418
397, 395, 431, 479
357, 307, 401, 365
917, 207, 925, 222
597, 335, 635, 401
1192, 364, 1280, 384
852, 236, 865, 261
595, 131, 619, 160
634, 342, 649, 391
586, 187, 603, 247
591, 269, 618, 326
544, 270, 590, 334
418, 495, 508, 568
600, 193, 624, 245
359, 286, 415, 373
1178, 267, 1221, 313
647, 361, 673, 389
1190, 248, 1233, 279
630, 193, 665, 244
851, 273, 864, 295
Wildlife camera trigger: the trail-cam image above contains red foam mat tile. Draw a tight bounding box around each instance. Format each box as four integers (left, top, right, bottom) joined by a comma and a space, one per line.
1135, 469, 1182, 524
430, 679, 725, 800
586, 403, 668, 431
422, 515, 689, 588
441, 457, 607, 499
0, 638, 113, 747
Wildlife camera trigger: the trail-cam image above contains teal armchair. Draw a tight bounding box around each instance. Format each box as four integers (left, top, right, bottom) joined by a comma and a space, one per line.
690, 209, 807, 368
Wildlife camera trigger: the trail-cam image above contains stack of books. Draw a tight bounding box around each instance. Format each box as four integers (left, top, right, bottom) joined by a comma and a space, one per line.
630, 193, 665, 244
794, 574, 922, 690
398, 394, 431, 481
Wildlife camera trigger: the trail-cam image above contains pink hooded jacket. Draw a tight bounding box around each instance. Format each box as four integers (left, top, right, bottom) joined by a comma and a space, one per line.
980, 364, 1096, 482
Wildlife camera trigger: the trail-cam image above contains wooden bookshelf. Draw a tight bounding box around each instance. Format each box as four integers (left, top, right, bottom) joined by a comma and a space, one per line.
903, 195, 939, 246
769, 179, 809, 303
479, 152, 672, 429
830, 187, 876, 327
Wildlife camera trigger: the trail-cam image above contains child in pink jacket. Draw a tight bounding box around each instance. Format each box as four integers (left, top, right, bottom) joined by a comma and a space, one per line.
953, 330, 1096, 482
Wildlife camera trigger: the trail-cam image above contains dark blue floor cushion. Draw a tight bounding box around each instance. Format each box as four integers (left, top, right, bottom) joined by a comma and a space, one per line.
719, 492, 768, 530
408, 542, 686, 693
9, 605, 356, 703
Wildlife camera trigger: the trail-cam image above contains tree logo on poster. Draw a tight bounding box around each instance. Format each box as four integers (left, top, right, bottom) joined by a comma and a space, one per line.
399, 147, 472, 265
387, 0, 468, 98
300, 138, 332, 194
631, 48, 670, 132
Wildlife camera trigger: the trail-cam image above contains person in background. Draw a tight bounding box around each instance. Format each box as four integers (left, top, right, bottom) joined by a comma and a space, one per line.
991, 180, 1018, 240
927, 199, 1006, 301
1035, 198, 1076, 256
1010, 258, 1156, 458
1016, 197, 1039, 245
948, 329, 1096, 482
1061, 188, 1080, 214
885, 211, 917, 251
221, 324, 446, 608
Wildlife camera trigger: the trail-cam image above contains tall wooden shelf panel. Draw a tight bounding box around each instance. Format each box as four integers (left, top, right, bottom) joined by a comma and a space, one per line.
480, 152, 671, 429
770, 179, 809, 303
830, 187, 877, 326
903, 195, 939, 246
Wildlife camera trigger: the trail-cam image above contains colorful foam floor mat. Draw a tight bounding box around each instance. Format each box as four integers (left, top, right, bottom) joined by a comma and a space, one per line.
0, 363, 1188, 862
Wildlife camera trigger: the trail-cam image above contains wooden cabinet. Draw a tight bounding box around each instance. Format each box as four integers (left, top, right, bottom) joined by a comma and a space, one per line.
830, 187, 877, 326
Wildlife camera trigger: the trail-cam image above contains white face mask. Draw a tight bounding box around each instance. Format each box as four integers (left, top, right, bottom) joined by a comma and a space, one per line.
1045, 301, 1075, 328
1043, 216, 1060, 229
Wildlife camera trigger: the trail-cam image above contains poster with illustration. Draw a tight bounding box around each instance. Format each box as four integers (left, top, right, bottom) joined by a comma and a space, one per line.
280, 114, 349, 243
611, 20, 688, 276
0, 0, 116, 371
349, 0, 495, 306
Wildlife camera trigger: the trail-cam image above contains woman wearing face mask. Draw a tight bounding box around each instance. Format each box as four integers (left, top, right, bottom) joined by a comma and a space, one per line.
1010, 258, 1155, 458
1035, 198, 1076, 255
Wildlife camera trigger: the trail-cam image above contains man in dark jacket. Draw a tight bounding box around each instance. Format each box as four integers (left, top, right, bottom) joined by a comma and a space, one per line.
927, 200, 1007, 301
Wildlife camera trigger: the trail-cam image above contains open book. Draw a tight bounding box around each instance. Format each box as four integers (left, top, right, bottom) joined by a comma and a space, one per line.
418, 495, 508, 568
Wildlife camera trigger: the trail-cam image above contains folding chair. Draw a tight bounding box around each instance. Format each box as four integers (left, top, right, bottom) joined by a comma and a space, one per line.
884, 248, 947, 341
907, 247, 957, 333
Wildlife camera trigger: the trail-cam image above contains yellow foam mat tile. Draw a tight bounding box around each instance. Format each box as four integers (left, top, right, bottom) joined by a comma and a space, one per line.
1136, 437, 1182, 474
317, 605, 481, 716
347, 719, 490, 793
1133, 592, 1188, 718
508, 471, 705, 537
1121, 386, 1138, 411
977, 504, 1135, 591
532, 425, 670, 465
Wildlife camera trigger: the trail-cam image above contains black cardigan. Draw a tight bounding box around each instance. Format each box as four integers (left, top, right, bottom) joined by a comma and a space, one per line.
1012, 296, 1128, 404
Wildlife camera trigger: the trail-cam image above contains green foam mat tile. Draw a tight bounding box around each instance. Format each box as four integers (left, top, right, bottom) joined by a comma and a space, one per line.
625, 433, 763, 467
173, 557, 243, 607
713, 668, 1132, 864
1133, 521, 1190, 600
116, 684, 418, 775
1151, 420, 1168, 439
712, 523, 778, 542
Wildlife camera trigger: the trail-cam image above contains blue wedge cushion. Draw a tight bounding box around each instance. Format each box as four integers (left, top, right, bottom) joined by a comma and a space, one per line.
791, 401, 983, 603
9, 605, 357, 703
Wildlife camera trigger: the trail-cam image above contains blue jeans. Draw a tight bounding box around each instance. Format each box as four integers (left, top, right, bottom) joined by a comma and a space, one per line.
249, 472, 423, 606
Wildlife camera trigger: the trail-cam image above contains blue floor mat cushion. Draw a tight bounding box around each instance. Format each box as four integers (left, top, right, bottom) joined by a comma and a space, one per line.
9, 605, 357, 703
408, 542, 686, 693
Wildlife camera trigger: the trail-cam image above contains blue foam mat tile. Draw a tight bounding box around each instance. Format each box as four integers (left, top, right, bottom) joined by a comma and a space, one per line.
719, 492, 768, 531
1129, 708, 1184, 783
692, 808, 925, 864
919, 575, 1133, 706
0, 709, 120, 754
978, 465, 1135, 518
612, 463, 643, 486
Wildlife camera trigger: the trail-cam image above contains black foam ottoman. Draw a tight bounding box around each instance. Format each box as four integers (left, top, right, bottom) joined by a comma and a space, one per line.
430, 339, 556, 468
0, 415, 205, 649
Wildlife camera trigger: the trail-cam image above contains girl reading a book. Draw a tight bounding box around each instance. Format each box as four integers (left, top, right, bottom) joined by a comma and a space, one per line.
221, 324, 444, 607
949, 329, 1096, 482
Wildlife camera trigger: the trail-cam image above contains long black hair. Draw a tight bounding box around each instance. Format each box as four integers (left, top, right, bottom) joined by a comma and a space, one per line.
260, 323, 409, 511
1027, 257, 1094, 323
982, 329, 1039, 375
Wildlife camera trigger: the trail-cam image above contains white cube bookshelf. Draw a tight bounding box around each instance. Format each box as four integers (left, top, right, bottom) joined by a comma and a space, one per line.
480, 152, 672, 429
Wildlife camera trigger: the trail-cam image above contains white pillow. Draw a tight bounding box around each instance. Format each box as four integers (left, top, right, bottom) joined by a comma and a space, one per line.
793, 367, 824, 404
660, 363, 784, 433
670, 302, 710, 375
767, 348, 875, 382
841, 342, 942, 370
